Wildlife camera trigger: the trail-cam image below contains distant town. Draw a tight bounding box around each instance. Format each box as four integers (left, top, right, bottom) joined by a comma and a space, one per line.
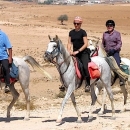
9, 0, 130, 5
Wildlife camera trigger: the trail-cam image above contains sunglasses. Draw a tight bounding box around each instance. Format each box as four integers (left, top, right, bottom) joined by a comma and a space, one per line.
107, 25, 114, 27
73, 23, 81, 25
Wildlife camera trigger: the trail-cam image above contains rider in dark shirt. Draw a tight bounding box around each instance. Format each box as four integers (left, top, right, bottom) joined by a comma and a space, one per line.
67, 16, 91, 92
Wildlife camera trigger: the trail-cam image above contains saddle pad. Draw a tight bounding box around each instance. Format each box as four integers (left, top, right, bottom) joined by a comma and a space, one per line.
1, 77, 17, 84
73, 57, 82, 79
10, 62, 19, 78
88, 61, 100, 79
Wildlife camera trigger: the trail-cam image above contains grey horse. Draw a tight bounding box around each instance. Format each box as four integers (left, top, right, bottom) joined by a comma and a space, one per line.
44, 35, 115, 123
88, 39, 129, 114
2, 55, 51, 120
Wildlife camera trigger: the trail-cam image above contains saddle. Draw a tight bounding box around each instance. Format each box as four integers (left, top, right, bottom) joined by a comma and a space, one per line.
73, 57, 100, 79
0, 62, 18, 84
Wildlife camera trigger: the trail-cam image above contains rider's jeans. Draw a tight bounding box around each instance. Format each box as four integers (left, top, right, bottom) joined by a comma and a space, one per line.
0, 59, 10, 86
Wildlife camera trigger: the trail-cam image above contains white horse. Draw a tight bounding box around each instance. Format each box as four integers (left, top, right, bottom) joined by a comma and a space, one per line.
44, 35, 115, 123
2, 55, 51, 120
88, 39, 129, 114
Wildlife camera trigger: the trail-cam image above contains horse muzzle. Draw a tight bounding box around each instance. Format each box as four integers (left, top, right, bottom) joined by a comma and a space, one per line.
44, 51, 53, 62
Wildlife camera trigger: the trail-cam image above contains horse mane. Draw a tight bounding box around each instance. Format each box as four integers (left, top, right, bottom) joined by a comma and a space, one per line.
97, 41, 107, 57
55, 36, 70, 60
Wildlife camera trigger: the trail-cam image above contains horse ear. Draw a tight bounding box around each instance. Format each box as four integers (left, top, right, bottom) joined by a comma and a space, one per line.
48, 35, 51, 40
96, 38, 100, 45
89, 40, 93, 45
55, 35, 59, 40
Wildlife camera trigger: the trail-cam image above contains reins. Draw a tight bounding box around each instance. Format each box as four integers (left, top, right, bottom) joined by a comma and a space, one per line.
52, 55, 71, 75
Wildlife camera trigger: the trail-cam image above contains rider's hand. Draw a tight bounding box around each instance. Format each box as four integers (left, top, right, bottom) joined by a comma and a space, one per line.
108, 49, 115, 56
8, 57, 12, 64
72, 51, 79, 56
68, 50, 73, 56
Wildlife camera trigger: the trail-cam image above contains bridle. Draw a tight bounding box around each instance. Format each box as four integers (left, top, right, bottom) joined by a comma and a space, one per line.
89, 38, 100, 57
91, 46, 99, 57
45, 39, 71, 75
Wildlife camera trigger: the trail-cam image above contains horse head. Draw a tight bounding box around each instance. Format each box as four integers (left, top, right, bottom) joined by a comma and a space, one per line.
88, 38, 107, 57
44, 35, 62, 62
88, 38, 100, 57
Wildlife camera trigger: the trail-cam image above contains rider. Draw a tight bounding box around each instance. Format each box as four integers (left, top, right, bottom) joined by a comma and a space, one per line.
0, 29, 12, 93
67, 16, 91, 92
102, 20, 123, 85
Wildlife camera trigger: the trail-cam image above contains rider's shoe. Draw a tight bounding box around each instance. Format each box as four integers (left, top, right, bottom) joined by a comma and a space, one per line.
85, 85, 90, 92
120, 81, 125, 86
5, 86, 10, 93
59, 85, 65, 92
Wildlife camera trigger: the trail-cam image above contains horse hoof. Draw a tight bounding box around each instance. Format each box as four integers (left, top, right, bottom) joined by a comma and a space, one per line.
7, 115, 10, 118
88, 116, 93, 122
76, 120, 82, 123
110, 116, 116, 120
7, 114, 10, 118
98, 111, 104, 115
120, 109, 126, 113
56, 119, 62, 123
24, 118, 30, 121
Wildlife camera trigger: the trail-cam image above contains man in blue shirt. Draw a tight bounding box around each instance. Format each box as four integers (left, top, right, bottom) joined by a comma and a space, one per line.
0, 30, 12, 93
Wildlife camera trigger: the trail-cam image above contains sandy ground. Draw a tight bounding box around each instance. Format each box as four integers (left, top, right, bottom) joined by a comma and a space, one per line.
0, 1, 130, 130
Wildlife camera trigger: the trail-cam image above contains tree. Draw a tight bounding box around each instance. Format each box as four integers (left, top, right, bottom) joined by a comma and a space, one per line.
57, 14, 68, 25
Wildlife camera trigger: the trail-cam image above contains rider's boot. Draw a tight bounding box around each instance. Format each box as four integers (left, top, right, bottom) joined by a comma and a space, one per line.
85, 77, 90, 92
59, 85, 65, 92
5, 84, 11, 93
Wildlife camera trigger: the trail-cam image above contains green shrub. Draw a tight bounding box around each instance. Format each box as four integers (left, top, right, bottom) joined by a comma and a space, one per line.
57, 14, 68, 25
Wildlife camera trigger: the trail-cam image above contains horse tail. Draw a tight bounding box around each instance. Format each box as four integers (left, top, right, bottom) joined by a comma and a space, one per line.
23, 55, 52, 80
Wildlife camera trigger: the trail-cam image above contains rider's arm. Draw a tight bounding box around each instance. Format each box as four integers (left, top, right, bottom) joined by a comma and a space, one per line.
8, 48, 12, 59
114, 32, 122, 51
67, 36, 73, 54
78, 30, 88, 52
78, 36, 88, 52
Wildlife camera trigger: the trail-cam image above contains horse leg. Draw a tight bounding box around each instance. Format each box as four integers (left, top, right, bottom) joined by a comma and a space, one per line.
70, 92, 82, 123
120, 82, 128, 112
103, 81, 115, 119
88, 83, 97, 121
56, 83, 75, 123
7, 83, 19, 118
98, 87, 107, 115
95, 83, 102, 106
18, 65, 30, 120
21, 84, 30, 120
